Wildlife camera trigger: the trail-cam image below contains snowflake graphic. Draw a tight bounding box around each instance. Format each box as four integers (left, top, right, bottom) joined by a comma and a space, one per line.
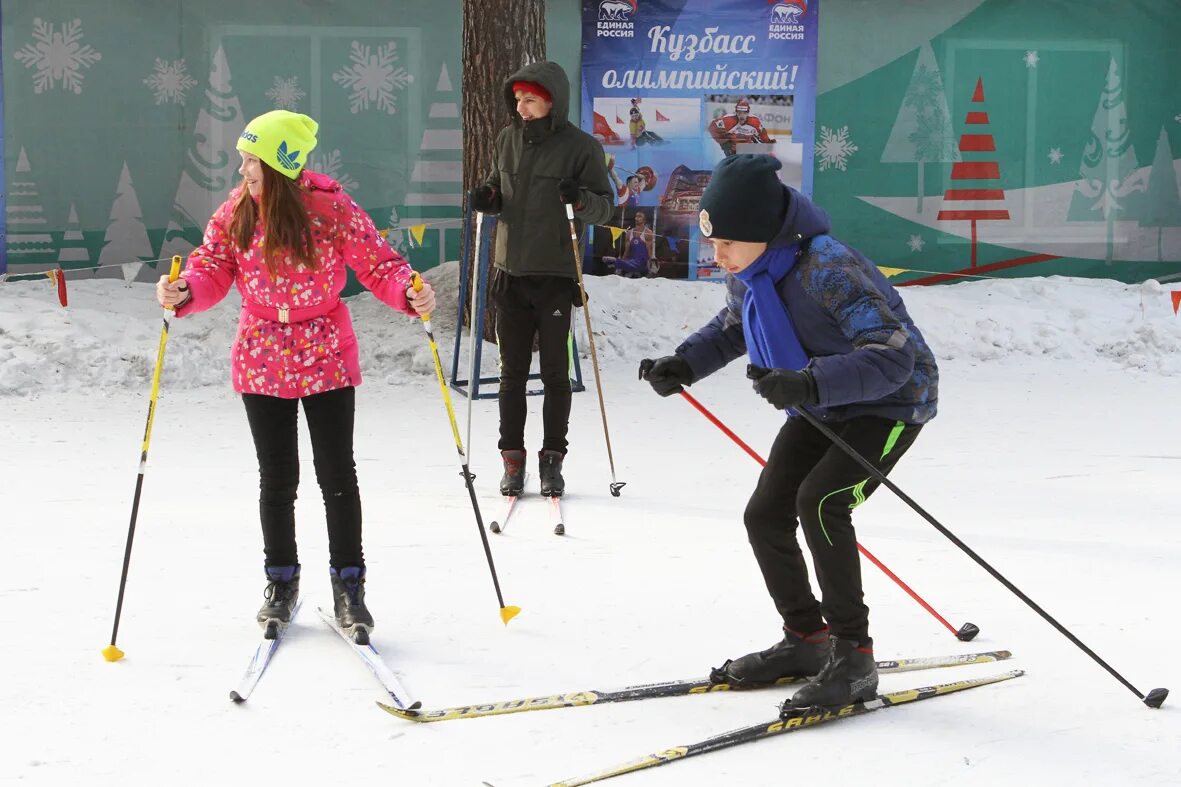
1024, 50, 1039, 68
266, 76, 306, 110
907, 234, 925, 252
13, 18, 102, 94
332, 41, 413, 115
904, 65, 943, 114
1175, 113, 1181, 124
1048, 147, 1063, 165
816, 126, 859, 172
908, 109, 958, 163
307, 149, 359, 192
143, 58, 196, 105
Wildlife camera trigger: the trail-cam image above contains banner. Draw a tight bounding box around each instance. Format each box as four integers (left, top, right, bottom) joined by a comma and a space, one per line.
581, 0, 819, 280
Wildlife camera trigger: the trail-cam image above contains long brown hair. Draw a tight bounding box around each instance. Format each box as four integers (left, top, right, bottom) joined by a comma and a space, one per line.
229, 162, 317, 278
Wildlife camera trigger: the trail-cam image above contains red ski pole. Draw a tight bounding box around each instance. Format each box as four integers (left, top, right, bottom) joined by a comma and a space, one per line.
678, 388, 978, 642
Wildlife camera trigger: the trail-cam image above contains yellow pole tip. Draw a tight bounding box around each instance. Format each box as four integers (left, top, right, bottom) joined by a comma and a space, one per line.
101, 645, 125, 662
500, 605, 522, 625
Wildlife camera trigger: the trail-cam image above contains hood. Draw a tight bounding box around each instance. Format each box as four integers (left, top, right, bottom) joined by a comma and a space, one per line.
769, 185, 832, 248
300, 169, 343, 193
503, 60, 571, 129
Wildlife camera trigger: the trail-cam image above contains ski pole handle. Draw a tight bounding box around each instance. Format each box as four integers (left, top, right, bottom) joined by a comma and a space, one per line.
164, 255, 182, 312
411, 272, 431, 322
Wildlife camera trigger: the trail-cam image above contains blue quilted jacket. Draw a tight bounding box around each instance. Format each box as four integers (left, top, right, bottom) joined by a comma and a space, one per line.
676, 187, 938, 424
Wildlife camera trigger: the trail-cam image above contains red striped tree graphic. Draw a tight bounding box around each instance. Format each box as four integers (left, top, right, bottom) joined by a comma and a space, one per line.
938, 78, 1009, 267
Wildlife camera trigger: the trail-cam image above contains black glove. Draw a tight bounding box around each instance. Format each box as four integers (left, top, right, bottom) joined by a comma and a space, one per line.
639, 356, 693, 397
558, 178, 582, 206
720, 140, 737, 158
469, 185, 499, 214
747, 364, 816, 410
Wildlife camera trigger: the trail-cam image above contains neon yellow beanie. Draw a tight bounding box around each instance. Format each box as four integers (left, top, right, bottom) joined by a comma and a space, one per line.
237, 110, 319, 179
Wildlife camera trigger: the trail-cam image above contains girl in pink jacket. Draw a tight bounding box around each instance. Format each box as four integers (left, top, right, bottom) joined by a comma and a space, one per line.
156, 110, 436, 644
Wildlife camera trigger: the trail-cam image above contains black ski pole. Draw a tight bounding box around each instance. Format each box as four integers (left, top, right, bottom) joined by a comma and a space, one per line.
103, 255, 183, 662
746, 365, 1167, 709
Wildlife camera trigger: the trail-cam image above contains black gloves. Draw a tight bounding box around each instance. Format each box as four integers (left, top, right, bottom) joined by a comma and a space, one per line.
469, 185, 500, 214
747, 365, 817, 410
720, 140, 737, 158
558, 178, 582, 206
639, 356, 693, 397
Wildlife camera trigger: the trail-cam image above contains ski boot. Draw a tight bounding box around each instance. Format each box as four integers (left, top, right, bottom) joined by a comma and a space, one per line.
538, 449, 565, 497
256, 564, 300, 640
330, 566, 375, 645
499, 449, 526, 497
781, 636, 878, 716
710, 626, 830, 686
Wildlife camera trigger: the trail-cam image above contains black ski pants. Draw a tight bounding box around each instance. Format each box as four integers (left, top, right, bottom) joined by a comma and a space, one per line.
744, 414, 923, 645
493, 273, 575, 454
242, 386, 363, 571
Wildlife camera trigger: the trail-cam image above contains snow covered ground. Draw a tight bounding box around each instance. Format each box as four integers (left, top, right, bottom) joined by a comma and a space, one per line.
1, 266, 1179, 786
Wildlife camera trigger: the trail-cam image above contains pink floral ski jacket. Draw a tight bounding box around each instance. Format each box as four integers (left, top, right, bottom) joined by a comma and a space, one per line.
176, 171, 419, 398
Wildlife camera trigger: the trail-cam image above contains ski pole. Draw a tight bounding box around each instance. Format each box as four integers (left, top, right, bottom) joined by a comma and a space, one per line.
742, 366, 1167, 709
103, 255, 183, 662
564, 202, 626, 497
672, 386, 977, 643
464, 211, 484, 452
411, 272, 520, 625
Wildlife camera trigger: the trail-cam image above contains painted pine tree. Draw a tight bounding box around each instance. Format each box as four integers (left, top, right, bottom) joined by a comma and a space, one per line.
882, 42, 959, 213
1138, 127, 1181, 262
937, 78, 1009, 268
57, 204, 91, 269
160, 46, 245, 259
6, 148, 56, 268
99, 162, 155, 284
1067, 57, 1142, 263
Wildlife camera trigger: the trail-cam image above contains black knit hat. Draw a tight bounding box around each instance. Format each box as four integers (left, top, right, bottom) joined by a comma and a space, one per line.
698, 154, 788, 243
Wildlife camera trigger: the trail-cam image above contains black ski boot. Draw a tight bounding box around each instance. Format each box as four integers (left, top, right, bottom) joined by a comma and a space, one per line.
330, 566, 374, 645
538, 449, 565, 497
500, 449, 526, 496
710, 626, 830, 685
256, 564, 300, 639
782, 636, 879, 714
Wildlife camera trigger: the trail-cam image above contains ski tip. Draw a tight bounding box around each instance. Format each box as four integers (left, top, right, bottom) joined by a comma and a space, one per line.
500, 605, 522, 625
230, 690, 246, 704
1144, 687, 1169, 709
101, 645, 125, 663
956, 622, 980, 642
609, 481, 626, 497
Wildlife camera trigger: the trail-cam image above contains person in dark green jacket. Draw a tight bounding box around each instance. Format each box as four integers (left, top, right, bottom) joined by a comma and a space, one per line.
469, 61, 613, 499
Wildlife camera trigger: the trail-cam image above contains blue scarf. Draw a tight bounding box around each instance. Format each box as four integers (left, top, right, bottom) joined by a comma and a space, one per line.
734, 244, 808, 372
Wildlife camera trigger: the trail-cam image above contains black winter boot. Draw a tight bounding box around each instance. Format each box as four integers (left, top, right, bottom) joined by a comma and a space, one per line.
782, 636, 879, 712
330, 566, 374, 645
711, 626, 830, 685
256, 564, 300, 639
538, 450, 565, 497
499, 449, 526, 496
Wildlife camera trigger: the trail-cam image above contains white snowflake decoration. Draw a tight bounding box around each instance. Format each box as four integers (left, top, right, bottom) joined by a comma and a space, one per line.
1175, 113, 1181, 124
266, 76, 306, 110
816, 126, 859, 172
907, 234, 925, 252
332, 41, 412, 115
307, 149, 359, 193
143, 58, 196, 105
1047, 146, 1063, 165
1024, 50, 1039, 68
13, 18, 102, 94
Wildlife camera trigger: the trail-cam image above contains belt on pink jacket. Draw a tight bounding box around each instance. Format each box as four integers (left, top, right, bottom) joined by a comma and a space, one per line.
242, 299, 340, 324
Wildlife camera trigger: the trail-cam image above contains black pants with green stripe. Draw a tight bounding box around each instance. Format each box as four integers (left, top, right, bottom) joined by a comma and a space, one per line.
494, 273, 576, 454
743, 414, 923, 646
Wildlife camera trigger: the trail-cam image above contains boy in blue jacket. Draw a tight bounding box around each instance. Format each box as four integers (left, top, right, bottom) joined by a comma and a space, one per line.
640, 155, 938, 709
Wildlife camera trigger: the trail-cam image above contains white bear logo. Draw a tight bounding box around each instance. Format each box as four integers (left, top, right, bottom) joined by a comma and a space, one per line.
771, 3, 804, 23
599, 0, 632, 20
